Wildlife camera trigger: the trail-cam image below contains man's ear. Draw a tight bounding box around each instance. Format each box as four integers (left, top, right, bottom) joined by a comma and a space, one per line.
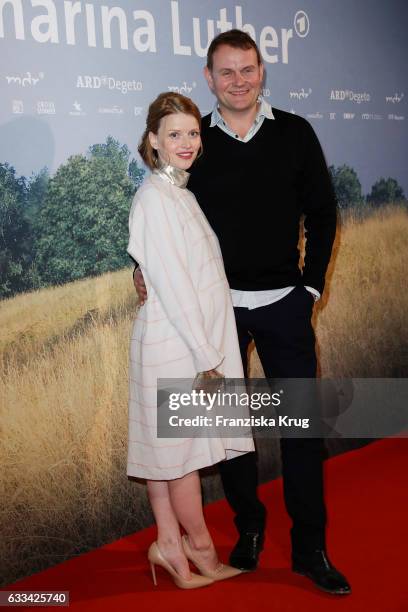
204, 66, 214, 92
148, 131, 158, 150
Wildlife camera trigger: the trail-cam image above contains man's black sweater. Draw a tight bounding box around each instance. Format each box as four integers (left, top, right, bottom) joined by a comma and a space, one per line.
188, 109, 337, 294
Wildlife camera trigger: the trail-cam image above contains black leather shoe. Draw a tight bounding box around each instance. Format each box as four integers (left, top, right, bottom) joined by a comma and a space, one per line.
292, 550, 351, 595
229, 532, 264, 571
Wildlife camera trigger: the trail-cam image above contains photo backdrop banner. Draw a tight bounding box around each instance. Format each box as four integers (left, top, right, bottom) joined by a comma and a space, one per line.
1, 0, 408, 588
1, 0, 407, 194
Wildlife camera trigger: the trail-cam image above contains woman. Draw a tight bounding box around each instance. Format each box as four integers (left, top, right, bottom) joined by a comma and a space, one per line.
127, 92, 254, 589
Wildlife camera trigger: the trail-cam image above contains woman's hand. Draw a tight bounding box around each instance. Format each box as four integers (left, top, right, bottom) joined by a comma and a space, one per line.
193, 369, 225, 395
200, 369, 224, 379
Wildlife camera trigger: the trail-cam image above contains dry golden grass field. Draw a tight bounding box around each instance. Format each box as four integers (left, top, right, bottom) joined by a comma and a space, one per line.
1, 206, 407, 585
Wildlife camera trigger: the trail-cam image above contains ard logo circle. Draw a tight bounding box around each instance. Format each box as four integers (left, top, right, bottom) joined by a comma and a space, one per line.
294, 10, 310, 38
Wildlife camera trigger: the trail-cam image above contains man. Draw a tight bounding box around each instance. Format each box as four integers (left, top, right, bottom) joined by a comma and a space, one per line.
135, 29, 350, 595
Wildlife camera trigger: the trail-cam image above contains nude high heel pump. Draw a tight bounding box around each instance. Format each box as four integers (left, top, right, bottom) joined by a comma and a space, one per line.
182, 535, 243, 581
147, 542, 214, 589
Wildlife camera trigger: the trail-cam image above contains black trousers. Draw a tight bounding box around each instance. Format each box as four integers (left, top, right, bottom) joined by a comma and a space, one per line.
218, 285, 327, 554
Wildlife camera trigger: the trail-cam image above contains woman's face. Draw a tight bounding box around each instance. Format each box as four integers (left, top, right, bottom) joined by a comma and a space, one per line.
149, 112, 201, 170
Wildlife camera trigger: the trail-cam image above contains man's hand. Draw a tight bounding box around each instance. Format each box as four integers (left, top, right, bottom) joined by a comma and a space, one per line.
133, 267, 148, 305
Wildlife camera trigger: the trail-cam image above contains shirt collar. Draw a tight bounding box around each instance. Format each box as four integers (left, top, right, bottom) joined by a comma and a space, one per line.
153, 162, 190, 189
209, 97, 274, 128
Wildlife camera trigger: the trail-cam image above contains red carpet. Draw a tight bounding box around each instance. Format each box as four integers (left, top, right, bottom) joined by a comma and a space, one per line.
3, 438, 407, 611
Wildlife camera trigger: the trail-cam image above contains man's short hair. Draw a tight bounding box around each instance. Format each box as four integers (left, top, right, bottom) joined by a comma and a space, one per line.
206, 29, 262, 70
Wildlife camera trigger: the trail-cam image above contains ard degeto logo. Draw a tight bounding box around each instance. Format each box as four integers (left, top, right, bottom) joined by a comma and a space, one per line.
330, 90, 371, 103
6, 71, 44, 86
77, 75, 142, 94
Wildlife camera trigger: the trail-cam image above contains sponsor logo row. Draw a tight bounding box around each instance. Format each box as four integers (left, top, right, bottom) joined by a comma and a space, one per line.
303, 111, 404, 121
3, 74, 405, 106
10, 100, 405, 122
11, 100, 144, 117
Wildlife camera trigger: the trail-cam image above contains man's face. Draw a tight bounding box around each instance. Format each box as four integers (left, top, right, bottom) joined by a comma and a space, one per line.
204, 45, 264, 115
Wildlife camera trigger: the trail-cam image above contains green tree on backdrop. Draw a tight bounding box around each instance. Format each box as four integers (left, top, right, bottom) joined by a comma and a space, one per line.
0, 163, 32, 297
23, 168, 51, 287
25, 168, 50, 225
329, 164, 364, 209
34, 137, 144, 286
128, 158, 145, 190
88, 136, 130, 170
367, 177, 405, 206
